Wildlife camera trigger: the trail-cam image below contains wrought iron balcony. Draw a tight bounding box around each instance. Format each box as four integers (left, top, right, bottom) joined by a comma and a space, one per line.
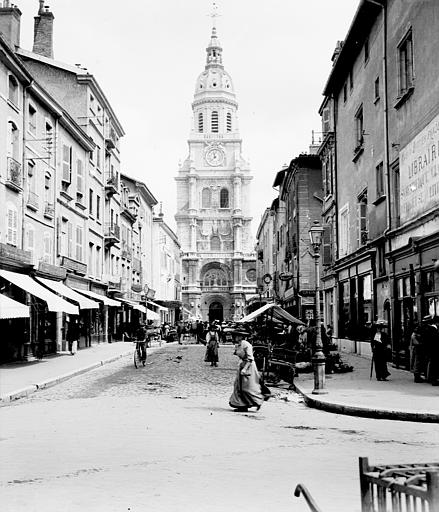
6, 157, 22, 191
44, 203, 55, 219
105, 171, 119, 197
26, 191, 39, 211
104, 223, 120, 246
105, 126, 117, 150
132, 257, 142, 272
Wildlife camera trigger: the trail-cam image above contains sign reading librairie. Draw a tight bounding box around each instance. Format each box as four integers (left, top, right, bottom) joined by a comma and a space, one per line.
400, 113, 439, 223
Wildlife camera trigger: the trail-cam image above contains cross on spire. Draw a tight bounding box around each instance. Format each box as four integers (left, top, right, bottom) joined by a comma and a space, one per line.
209, 2, 220, 29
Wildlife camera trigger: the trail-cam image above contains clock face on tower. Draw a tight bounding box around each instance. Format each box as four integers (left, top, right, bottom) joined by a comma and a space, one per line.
205, 148, 225, 166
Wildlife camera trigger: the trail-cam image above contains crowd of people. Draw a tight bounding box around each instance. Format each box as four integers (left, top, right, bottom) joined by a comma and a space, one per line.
409, 315, 439, 386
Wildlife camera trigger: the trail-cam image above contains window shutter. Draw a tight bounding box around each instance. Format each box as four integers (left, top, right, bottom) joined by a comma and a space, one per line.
76, 159, 83, 194
7, 207, 18, 246
322, 224, 332, 265
322, 107, 330, 133
62, 145, 71, 182
67, 222, 73, 258
76, 226, 82, 261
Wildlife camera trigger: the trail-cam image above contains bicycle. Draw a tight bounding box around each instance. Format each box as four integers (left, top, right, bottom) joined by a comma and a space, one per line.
133, 340, 147, 368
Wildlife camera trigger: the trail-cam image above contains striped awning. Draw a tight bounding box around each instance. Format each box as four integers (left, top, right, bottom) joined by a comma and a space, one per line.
146, 307, 160, 321
71, 288, 122, 307
123, 300, 147, 314
36, 277, 99, 310
147, 300, 168, 311
0, 294, 30, 319
0, 269, 78, 315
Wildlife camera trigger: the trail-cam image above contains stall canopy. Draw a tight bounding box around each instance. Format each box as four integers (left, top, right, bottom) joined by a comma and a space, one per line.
36, 277, 99, 310
238, 303, 304, 325
123, 300, 147, 314
147, 300, 168, 311
146, 307, 160, 321
0, 293, 30, 319
0, 269, 78, 315
71, 288, 121, 307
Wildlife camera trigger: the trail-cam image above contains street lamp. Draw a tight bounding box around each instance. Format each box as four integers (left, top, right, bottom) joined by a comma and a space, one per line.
308, 220, 327, 395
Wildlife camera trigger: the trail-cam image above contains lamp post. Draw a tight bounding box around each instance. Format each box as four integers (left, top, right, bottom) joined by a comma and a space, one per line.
308, 220, 327, 394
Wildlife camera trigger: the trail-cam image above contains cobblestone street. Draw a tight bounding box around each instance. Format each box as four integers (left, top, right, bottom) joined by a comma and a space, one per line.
1, 343, 438, 512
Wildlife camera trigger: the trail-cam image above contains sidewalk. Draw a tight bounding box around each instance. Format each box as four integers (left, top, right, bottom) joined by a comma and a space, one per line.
293, 353, 439, 423
0, 340, 166, 403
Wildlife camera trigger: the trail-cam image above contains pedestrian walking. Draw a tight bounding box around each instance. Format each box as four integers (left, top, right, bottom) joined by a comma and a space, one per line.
409, 324, 425, 383
204, 324, 219, 366
422, 315, 439, 386
229, 329, 271, 412
370, 319, 391, 381
67, 316, 79, 355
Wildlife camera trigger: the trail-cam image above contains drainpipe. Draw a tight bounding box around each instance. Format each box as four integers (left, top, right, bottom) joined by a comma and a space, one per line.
332, 93, 339, 340
21, 80, 33, 250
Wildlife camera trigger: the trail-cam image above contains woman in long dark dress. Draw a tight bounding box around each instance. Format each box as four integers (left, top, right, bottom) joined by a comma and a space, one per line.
371, 320, 391, 381
229, 330, 271, 412
204, 325, 219, 366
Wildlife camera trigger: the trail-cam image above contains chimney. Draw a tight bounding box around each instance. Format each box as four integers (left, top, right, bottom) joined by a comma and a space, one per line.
0, 2, 22, 48
33, 1, 54, 58
331, 40, 344, 65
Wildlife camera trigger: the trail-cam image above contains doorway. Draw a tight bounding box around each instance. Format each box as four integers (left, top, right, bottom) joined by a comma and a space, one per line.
209, 302, 223, 323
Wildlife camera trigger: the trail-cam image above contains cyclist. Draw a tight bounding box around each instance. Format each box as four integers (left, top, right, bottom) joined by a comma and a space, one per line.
135, 323, 147, 364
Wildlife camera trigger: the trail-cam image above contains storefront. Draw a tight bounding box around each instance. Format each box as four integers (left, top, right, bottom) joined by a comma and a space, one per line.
388, 232, 439, 369
0, 269, 78, 361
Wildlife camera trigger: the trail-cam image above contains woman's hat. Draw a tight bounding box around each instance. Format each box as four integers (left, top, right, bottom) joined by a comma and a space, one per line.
375, 319, 387, 326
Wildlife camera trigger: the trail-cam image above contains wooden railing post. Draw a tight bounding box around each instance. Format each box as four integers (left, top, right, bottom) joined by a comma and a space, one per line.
427, 471, 439, 509
359, 457, 373, 512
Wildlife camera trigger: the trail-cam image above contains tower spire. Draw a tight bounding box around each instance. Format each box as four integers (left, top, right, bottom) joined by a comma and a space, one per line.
205, 3, 223, 69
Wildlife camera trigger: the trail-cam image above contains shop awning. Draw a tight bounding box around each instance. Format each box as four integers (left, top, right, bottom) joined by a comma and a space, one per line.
71, 288, 122, 307
146, 307, 160, 321
36, 277, 99, 310
0, 294, 30, 319
123, 300, 147, 314
147, 300, 168, 311
238, 303, 304, 325
0, 269, 78, 315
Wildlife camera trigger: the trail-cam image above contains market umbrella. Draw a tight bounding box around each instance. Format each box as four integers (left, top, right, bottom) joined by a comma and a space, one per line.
238, 303, 304, 325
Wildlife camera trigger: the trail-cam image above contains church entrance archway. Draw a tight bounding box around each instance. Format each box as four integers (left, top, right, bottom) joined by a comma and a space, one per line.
209, 302, 223, 323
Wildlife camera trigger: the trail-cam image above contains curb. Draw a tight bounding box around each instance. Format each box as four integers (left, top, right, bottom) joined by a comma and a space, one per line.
293, 382, 439, 424
0, 349, 134, 403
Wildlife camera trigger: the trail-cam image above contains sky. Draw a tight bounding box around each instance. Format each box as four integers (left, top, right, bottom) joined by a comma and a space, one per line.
17, 0, 359, 234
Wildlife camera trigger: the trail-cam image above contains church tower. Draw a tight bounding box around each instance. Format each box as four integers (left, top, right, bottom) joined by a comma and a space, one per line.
175, 22, 256, 323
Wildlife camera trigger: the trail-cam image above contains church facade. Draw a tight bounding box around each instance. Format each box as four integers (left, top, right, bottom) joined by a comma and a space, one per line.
175, 26, 256, 323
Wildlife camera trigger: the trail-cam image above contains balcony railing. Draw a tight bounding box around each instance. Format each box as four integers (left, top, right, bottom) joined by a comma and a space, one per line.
6, 157, 22, 191
105, 171, 119, 197
44, 203, 55, 219
26, 191, 39, 210
105, 126, 117, 150
104, 223, 120, 239
132, 257, 142, 272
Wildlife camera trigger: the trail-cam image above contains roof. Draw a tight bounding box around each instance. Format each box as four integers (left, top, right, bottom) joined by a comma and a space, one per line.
17, 47, 125, 136
322, 0, 384, 96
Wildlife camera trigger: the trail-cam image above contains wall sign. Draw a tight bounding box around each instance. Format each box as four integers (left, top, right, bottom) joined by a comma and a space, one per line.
399, 113, 439, 223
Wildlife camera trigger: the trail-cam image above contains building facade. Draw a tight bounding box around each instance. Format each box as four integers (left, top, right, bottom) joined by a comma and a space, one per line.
175, 26, 256, 323
319, 0, 439, 366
